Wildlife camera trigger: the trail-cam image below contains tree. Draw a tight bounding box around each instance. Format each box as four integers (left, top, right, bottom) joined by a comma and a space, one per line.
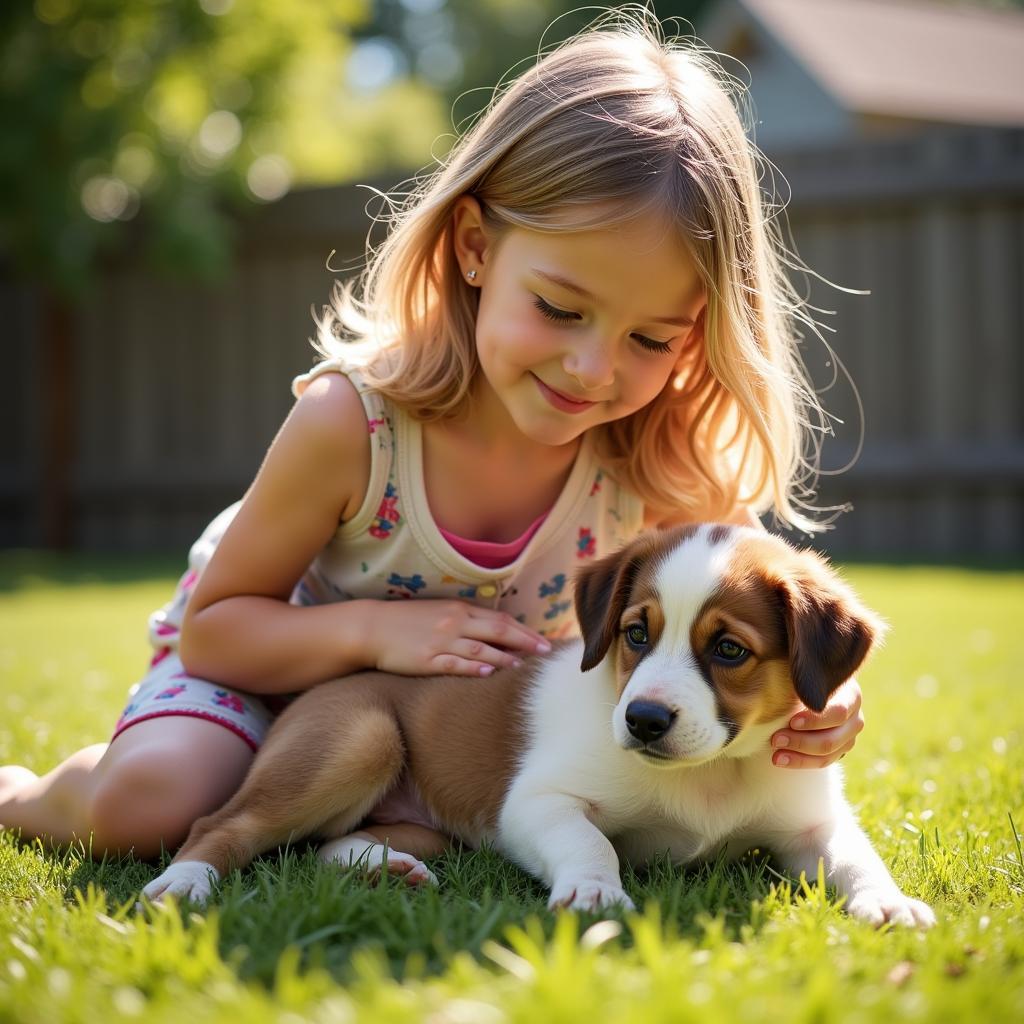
0, 0, 448, 297
0, 0, 451, 547
0, 0, 716, 296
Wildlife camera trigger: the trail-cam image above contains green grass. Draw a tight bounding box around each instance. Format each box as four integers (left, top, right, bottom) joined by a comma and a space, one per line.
1, 552, 1022, 1022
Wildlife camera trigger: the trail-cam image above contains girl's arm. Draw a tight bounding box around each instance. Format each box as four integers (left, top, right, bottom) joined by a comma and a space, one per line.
179, 373, 549, 693
178, 372, 379, 692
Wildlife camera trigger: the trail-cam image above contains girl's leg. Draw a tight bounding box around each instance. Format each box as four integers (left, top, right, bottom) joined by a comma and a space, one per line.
359, 822, 453, 860
0, 744, 108, 845
0, 717, 254, 859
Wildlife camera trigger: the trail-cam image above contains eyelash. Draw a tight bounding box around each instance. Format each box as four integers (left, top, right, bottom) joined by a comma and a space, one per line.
531, 296, 674, 354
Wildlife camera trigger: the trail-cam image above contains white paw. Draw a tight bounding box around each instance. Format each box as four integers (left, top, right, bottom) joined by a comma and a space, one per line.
847, 888, 936, 929
318, 836, 438, 887
548, 876, 635, 912
140, 861, 221, 905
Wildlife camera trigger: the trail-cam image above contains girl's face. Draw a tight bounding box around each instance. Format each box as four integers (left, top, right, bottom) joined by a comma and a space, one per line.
456, 199, 706, 449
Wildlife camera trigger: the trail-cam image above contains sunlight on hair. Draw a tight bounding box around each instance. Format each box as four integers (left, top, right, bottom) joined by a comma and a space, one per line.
311, 4, 850, 534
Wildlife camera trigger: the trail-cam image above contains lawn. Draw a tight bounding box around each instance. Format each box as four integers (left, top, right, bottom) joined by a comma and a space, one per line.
1, 551, 1022, 1022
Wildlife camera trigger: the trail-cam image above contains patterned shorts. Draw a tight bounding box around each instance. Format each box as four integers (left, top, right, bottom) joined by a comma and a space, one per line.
110, 652, 287, 751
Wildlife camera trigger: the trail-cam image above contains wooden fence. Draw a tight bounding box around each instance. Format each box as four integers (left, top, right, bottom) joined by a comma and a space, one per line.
3, 126, 1022, 558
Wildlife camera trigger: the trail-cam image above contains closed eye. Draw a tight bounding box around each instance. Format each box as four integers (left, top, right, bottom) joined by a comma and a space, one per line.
533, 295, 580, 323
532, 296, 674, 354
630, 334, 674, 355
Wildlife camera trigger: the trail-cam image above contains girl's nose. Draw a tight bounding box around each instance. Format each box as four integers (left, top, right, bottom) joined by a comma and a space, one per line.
563, 336, 614, 391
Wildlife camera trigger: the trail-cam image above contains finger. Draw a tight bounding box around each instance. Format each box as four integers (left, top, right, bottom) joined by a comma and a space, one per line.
771, 711, 864, 762
791, 678, 862, 731
465, 611, 552, 654
773, 720, 859, 759
429, 652, 502, 677
450, 637, 525, 671
772, 736, 856, 770
471, 611, 552, 653
774, 720, 847, 761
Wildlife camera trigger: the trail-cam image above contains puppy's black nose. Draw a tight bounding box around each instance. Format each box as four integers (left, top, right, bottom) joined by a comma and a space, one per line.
625, 701, 676, 744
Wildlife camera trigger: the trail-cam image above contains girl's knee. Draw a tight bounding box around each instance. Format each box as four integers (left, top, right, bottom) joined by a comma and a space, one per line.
88, 750, 200, 855
88, 722, 254, 856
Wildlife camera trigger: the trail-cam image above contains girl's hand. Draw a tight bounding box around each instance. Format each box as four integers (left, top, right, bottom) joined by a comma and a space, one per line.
369, 600, 552, 678
770, 677, 864, 769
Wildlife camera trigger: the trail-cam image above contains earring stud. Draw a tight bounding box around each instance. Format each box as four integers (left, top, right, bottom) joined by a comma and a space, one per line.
466, 270, 478, 282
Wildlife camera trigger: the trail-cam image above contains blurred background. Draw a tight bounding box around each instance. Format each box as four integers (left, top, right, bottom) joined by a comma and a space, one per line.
2, 0, 1022, 560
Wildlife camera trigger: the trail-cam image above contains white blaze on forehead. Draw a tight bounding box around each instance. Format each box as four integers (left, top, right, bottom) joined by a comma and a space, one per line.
612, 525, 744, 763
652, 526, 741, 644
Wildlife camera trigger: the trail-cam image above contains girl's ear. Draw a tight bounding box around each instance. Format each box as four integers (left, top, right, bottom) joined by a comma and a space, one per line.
451, 194, 491, 281
683, 304, 706, 350
672, 304, 706, 379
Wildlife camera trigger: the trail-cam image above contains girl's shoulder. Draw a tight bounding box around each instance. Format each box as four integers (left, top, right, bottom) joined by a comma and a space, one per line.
292, 358, 396, 433
293, 357, 381, 405
291, 362, 371, 431
289, 362, 383, 525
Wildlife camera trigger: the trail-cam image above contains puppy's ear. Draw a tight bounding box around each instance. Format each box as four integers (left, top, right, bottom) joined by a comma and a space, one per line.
775, 551, 887, 712
574, 545, 644, 672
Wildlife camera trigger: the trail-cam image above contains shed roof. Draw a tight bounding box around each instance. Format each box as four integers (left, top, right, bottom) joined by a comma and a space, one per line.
722, 0, 1024, 127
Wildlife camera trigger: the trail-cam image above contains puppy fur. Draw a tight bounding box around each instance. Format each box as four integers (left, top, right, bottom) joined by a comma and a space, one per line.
142, 525, 935, 929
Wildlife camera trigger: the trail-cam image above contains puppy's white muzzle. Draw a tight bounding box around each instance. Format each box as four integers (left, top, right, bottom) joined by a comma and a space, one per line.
613, 656, 731, 764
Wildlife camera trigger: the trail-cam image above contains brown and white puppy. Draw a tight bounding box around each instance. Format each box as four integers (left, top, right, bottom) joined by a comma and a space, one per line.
142, 525, 935, 928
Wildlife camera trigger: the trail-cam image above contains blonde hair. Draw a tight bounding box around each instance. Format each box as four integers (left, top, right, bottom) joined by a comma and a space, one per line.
314, 7, 833, 533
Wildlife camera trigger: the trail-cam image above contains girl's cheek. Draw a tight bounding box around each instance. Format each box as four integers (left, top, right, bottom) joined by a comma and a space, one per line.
496, 315, 561, 363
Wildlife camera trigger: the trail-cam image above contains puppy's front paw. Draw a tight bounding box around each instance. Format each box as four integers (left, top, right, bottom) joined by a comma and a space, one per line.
548, 876, 635, 912
140, 861, 220, 905
847, 888, 936, 929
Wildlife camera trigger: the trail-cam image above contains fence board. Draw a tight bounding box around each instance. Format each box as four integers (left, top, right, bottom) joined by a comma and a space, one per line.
3, 128, 1022, 557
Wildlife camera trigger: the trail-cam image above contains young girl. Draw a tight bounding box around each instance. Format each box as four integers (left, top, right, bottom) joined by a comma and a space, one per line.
1, 13, 865, 859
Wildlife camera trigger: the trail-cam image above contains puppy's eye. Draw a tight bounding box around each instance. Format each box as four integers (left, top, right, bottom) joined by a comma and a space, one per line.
625, 623, 648, 647
714, 639, 748, 662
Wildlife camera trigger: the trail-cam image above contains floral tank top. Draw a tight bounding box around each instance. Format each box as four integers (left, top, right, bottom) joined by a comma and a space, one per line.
148, 360, 645, 651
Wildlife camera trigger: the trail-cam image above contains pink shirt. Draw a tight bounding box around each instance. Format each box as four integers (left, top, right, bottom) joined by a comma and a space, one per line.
438, 511, 549, 569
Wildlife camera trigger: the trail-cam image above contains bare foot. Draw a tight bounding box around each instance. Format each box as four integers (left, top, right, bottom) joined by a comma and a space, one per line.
318, 835, 439, 887
364, 850, 438, 887
0, 766, 38, 816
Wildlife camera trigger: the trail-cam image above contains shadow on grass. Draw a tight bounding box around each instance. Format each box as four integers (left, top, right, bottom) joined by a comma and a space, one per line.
60, 842, 786, 987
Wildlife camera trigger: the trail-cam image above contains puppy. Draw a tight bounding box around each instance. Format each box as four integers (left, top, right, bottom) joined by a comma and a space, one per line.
142, 524, 935, 928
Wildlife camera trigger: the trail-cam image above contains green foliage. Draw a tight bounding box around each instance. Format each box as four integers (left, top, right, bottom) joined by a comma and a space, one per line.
0, 0, 726, 297
1, 553, 1023, 1019
363, 1, 712, 135
0, 0, 724, 298
0, 0, 448, 296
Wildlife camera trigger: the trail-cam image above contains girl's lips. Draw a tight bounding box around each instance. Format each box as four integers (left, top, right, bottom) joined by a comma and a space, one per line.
533, 375, 597, 414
